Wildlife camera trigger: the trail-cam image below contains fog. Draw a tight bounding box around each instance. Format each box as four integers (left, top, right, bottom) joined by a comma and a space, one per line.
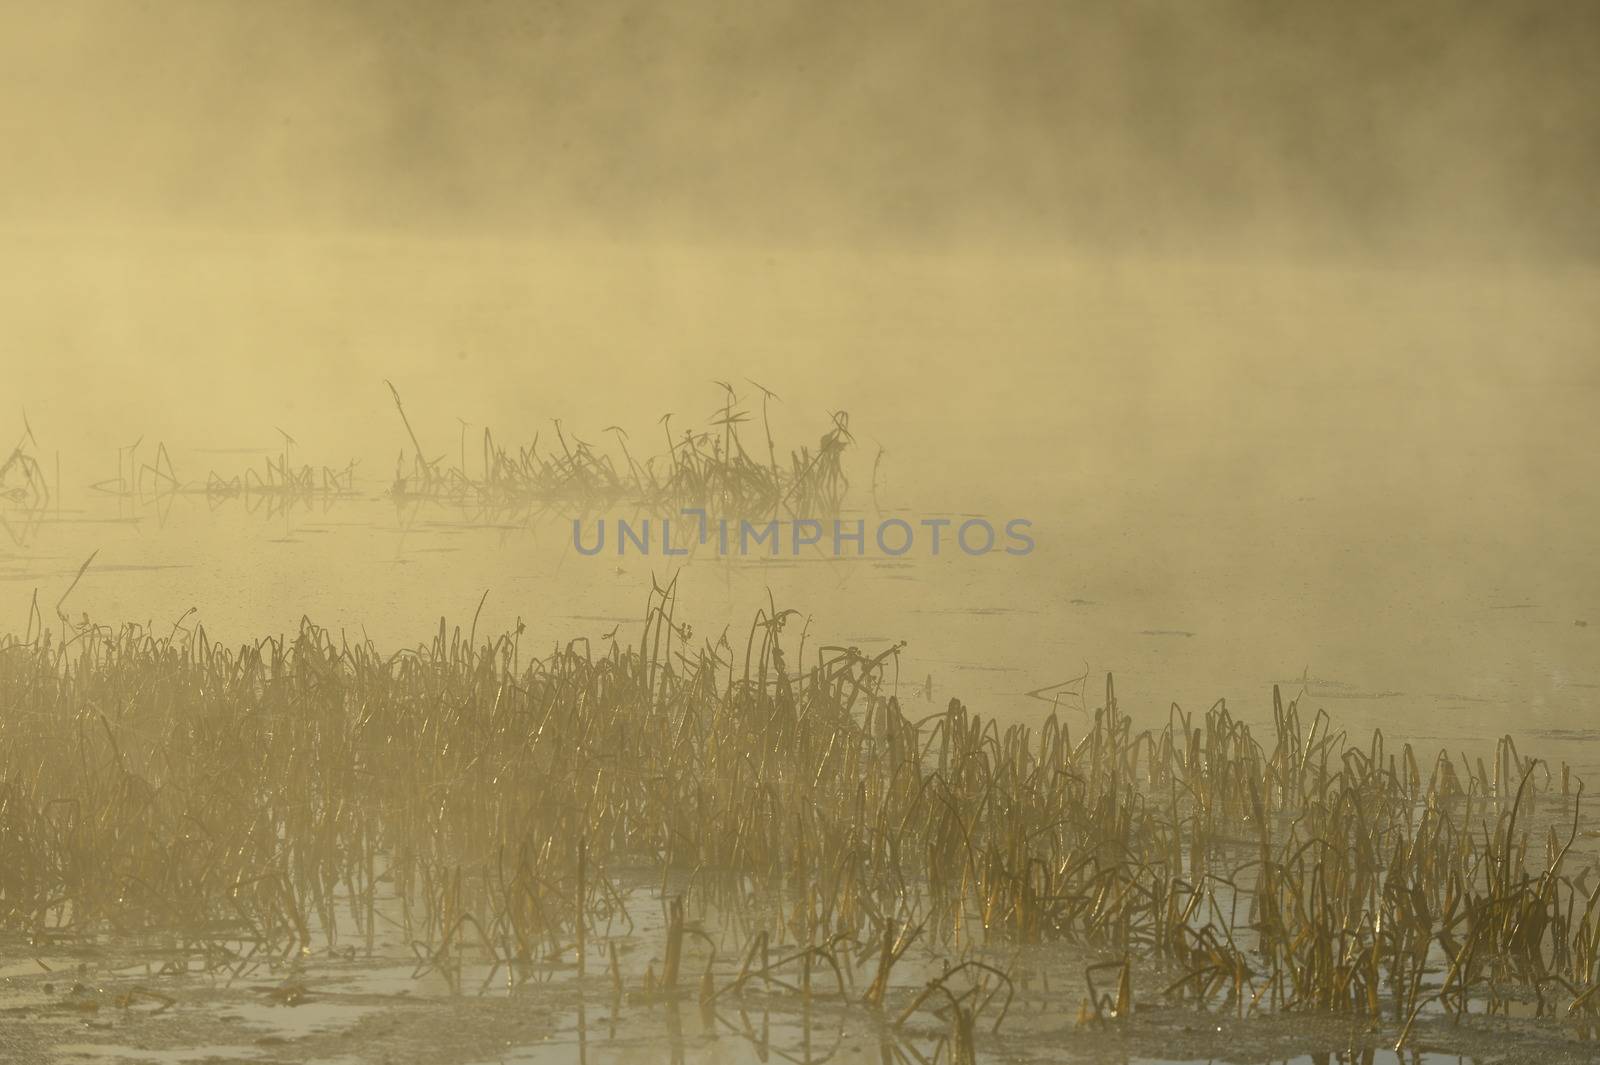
1, 1, 1597, 744
4, 0, 1597, 255
5, 10, 1600, 1060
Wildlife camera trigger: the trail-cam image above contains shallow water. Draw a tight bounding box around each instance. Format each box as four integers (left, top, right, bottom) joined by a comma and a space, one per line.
9, 478, 1598, 783
6, 920, 1511, 1065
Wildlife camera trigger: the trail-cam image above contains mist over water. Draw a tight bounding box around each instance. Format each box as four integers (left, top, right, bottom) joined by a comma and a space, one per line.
6, 1, 1598, 257
3, 2, 1598, 754
4, 6, 1600, 1063
7, 236, 1597, 777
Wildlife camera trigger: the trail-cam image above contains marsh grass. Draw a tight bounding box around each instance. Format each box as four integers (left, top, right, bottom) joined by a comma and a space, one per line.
203, 431, 358, 503
0, 582, 1596, 1057
385, 380, 851, 519
90, 437, 179, 502
88, 434, 358, 515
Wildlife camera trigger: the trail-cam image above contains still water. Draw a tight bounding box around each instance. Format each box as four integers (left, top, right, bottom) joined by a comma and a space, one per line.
5, 477, 1597, 782
3, 239, 1597, 778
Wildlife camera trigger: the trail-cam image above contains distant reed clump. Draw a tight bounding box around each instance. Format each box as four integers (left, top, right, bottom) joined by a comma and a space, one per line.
385, 380, 852, 518
201, 432, 358, 503
0, 585, 1597, 1053
90, 432, 358, 507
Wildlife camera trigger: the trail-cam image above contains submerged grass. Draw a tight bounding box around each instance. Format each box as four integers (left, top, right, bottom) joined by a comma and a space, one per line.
0, 582, 1595, 1057
1, 417, 53, 545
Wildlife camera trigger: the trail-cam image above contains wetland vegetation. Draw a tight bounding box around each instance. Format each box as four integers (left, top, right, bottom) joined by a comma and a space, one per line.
1, 576, 1596, 1063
